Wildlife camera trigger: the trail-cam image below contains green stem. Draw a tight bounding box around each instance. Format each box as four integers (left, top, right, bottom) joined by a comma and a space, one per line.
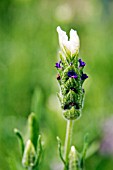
64, 120, 73, 170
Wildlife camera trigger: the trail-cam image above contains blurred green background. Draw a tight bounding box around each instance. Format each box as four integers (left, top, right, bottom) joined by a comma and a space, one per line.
0, 0, 113, 169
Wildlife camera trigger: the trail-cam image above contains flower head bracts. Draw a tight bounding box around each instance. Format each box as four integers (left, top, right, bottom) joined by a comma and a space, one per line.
57, 26, 80, 57
56, 26, 88, 120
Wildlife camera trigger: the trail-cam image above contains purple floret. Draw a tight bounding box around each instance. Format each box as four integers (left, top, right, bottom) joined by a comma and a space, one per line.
68, 70, 78, 79
79, 59, 86, 67
57, 74, 61, 80
55, 61, 61, 68
81, 73, 88, 80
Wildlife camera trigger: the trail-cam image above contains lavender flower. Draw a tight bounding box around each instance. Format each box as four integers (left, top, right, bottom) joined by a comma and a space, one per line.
57, 74, 61, 80
56, 26, 89, 170
81, 73, 88, 80
56, 26, 88, 120
79, 59, 86, 67
67, 70, 78, 79
55, 61, 62, 68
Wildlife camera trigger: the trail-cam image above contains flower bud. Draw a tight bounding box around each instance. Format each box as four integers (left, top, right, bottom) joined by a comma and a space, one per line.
28, 112, 38, 150
69, 146, 78, 170
22, 140, 36, 168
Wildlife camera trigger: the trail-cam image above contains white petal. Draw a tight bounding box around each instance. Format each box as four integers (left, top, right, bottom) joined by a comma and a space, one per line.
70, 29, 80, 55
57, 26, 68, 42
56, 26, 68, 53
63, 41, 71, 55
56, 26, 80, 56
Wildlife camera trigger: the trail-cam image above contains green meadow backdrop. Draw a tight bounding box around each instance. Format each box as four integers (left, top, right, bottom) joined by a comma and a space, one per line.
0, 0, 113, 169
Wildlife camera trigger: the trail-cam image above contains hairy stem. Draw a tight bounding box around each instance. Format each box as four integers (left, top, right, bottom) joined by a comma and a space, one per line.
64, 120, 73, 170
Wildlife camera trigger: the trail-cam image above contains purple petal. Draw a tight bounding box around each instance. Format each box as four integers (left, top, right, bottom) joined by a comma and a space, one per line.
81, 73, 88, 80
57, 74, 61, 80
55, 61, 61, 68
79, 59, 86, 67
68, 70, 78, 79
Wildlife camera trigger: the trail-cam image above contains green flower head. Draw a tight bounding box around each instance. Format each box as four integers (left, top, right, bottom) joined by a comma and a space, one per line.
56, 26, 88, 120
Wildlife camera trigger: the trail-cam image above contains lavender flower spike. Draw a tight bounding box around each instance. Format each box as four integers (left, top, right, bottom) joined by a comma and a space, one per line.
56, 26, 88, 120
56, 26, 89, 170
79, 59, 86, 67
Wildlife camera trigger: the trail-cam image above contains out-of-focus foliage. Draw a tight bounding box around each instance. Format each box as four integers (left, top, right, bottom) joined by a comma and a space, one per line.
0, 0, 113, 169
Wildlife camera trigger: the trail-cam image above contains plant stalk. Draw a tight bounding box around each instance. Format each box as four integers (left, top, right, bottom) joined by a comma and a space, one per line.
64, 120, 73, 170
28, 167, 32, 170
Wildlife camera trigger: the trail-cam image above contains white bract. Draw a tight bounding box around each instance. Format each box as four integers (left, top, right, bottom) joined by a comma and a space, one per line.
57, 26, 80, 57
